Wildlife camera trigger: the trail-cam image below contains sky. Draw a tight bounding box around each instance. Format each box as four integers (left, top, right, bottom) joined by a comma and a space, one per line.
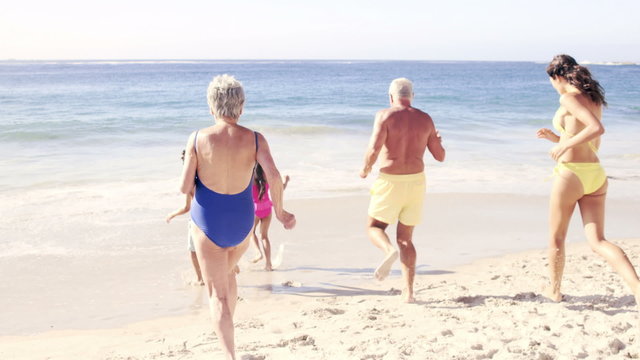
1, 0, 639, 61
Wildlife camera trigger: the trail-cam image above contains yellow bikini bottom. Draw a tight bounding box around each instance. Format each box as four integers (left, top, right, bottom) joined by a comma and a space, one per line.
553, 162, 606, 195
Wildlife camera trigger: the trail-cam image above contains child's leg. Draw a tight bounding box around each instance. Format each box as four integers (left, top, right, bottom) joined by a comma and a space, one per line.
191, 251, 204, 285
259, 213, 273, 271
249, 216, 263, 263
187, 222, 204, 285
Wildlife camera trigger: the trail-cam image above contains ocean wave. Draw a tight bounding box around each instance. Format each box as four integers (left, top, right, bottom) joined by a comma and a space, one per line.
253, 124, 351, 135
580, 61, 639, 66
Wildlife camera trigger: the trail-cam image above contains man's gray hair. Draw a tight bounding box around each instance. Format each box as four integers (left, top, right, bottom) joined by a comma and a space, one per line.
207, 74, 245, 120
388, 78, 414, 99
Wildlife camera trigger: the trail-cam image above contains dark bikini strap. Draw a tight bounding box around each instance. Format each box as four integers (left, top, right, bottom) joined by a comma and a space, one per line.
194, 130, 199, 154
254, 131, 259, 153
252, 131, 260, 175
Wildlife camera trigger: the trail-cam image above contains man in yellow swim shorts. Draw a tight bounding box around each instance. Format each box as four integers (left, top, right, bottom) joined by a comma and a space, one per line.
360, 78, 446, 303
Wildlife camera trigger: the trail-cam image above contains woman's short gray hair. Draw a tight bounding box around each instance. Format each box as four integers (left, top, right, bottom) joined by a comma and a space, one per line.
207, 74, 245, 120
388, 78, 414, 99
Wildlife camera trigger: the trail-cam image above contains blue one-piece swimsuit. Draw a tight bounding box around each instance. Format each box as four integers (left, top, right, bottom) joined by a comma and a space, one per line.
190, 131, 258, 248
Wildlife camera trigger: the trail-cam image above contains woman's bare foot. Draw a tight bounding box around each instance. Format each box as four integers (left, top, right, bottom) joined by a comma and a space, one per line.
251, 253, 263, 263
541, 285, 562, 302
265, 263, 273, 271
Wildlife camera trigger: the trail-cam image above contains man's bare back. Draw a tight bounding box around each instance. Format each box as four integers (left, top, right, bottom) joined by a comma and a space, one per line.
361, 103, 444, 178
376, 106, 438, 175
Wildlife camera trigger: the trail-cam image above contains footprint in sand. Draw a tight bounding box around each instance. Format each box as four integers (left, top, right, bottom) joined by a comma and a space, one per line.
454, 295, 485, 306
312, 307, 345, 319
278, 335, 315, 348
387, 288, 402, 295
240, 355, 266, 360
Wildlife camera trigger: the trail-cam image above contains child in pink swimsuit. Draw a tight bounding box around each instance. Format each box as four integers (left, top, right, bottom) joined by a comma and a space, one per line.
250, 164, 289, 271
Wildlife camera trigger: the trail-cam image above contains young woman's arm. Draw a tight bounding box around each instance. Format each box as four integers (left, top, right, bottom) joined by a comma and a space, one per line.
549, 94, 604, 161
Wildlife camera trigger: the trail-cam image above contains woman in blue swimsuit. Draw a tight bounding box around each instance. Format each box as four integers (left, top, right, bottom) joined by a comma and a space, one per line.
179, 74, 296, 359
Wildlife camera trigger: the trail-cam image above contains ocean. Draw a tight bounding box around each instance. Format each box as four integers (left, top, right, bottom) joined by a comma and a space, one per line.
1, 60, 639, 335
2, 60, 639, 196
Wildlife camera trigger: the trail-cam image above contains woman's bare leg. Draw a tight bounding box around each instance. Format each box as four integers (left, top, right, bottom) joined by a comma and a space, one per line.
578, 181, 640, 303
396, 222, 416, 303
226, 236, 250, 316
542, 170, 581, 302
191, 224, 236, 360
249, 217, 262, 263
259, 213, 273, 271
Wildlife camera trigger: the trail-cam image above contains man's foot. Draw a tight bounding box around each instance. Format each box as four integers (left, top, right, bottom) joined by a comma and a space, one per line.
251, 253, 263, 263
374, 249, 398, 281
541, 285, 562, 302
265, 263, 273, 272
401, 288, 415, 303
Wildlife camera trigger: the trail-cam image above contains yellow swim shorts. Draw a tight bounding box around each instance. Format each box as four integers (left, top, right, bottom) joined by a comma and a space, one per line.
368, 172, 426, 226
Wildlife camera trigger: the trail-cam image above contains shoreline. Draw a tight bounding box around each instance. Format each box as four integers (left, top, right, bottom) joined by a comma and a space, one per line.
1, 239, 639, 359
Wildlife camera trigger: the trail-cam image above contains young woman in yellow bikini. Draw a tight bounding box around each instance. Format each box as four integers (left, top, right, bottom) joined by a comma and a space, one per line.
537, 54, 640, 305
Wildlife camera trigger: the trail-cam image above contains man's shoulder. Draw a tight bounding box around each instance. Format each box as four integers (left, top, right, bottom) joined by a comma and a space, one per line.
409, 106, 431, 118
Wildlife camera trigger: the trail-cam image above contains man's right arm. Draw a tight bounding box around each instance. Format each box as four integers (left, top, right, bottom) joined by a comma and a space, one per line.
360, 111, 388, 178
426, 120, 445, 162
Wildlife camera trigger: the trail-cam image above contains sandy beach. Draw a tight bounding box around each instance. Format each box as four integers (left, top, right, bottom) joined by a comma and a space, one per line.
1, 241, 639, 359
1, 193, 639, 359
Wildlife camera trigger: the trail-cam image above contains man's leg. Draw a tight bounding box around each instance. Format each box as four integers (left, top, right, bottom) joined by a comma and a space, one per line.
367, 217, 398, 280
396, 222, 416, 303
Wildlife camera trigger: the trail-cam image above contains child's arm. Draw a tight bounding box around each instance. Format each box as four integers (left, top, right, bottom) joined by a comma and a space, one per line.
282, 175, 290, 191
166, 191, 193, 223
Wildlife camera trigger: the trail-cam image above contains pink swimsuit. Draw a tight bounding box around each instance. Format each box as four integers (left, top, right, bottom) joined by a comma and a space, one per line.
252, 183, 272, 219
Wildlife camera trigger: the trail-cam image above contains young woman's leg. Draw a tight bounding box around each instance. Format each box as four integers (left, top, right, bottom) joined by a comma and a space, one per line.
542, 170, 581, 301
578, 181, 640, 300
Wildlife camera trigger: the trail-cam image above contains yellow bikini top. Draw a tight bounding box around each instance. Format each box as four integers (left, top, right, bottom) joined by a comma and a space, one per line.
553, 117, 599, 153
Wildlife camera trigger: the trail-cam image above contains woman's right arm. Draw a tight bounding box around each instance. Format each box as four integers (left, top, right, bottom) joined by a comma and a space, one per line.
256, 133, 296, 229
179, 131, 198, 194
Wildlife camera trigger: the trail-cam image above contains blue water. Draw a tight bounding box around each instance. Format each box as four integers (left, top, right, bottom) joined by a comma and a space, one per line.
1, 60, 639, 197
1, 60, 639, 335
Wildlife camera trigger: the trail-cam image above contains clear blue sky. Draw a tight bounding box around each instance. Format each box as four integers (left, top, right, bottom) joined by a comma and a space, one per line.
1, 0, 639, 61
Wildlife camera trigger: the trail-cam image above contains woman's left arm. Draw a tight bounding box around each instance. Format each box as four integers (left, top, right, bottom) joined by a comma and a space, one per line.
256, 133, 296, 229
550, 94, 604, 161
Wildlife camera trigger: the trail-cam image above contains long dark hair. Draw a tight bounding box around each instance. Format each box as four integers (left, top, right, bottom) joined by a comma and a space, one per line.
546, 54, 607, 106
254, 164, 267, 200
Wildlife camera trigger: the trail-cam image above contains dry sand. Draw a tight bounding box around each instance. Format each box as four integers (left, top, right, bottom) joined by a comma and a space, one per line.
2, 238, 639, 359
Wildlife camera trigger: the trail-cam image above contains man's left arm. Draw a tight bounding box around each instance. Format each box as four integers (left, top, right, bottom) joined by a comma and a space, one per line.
360, 111, 387, 178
